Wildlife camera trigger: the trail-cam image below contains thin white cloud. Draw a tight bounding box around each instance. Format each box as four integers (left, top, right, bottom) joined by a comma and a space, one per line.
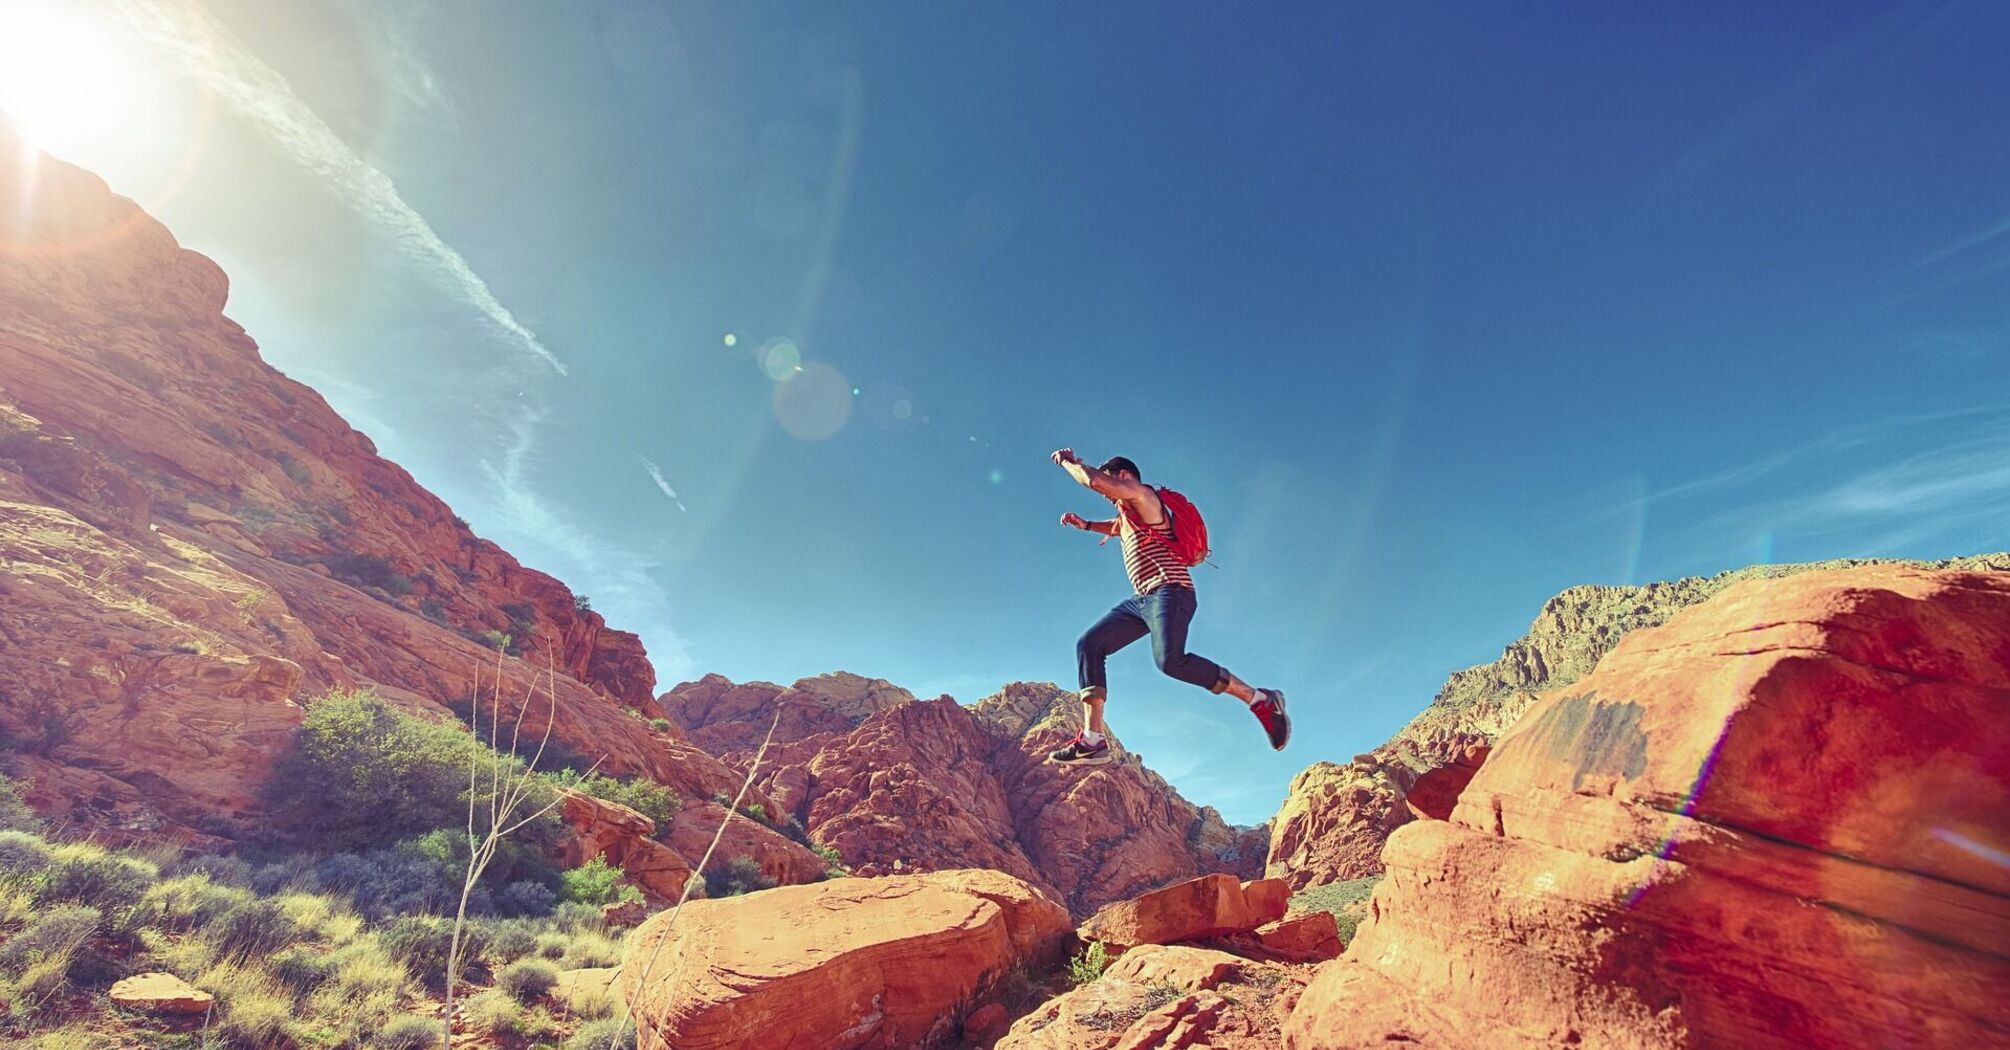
480, 408, 694, 681
107, 0, 560, 373
638, 455, 689, 513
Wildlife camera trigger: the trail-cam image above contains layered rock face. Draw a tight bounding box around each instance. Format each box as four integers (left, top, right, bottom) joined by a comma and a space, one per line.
662, 674, 1269, 916
0, 130, 756, 843
620, 869, 1073, 1050
1267, 552, 2010, 890
1286, 565, 2010, 1049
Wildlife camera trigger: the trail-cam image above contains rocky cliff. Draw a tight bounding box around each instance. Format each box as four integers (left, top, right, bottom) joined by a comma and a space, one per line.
1286, 563, 2010, 1048
1267, 552, 2010, 890
0, 128, 761, 846
662, 673, 1270, 916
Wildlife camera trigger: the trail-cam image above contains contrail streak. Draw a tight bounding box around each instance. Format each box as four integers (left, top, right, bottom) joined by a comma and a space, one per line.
639, 456, 689, 513
107, 0, 564, 374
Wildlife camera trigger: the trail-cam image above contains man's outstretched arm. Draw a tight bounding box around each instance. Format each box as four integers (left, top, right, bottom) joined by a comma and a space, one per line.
1059, 512, 1120, 535
1051, 448, 1147, 500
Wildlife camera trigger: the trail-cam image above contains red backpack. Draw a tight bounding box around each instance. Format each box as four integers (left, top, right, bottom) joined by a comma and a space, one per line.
1112, 486, 1211, 566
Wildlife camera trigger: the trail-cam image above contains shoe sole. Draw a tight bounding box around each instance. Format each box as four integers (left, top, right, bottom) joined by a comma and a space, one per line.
1049, 752, 1115, 767
1267, 690, 1291, 751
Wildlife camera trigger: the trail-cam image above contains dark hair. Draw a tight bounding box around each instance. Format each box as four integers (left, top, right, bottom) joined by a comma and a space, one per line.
1098, 456, 1141, 480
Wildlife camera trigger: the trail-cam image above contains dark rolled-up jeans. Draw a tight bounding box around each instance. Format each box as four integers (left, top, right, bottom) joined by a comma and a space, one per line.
1076, 584, 1226, 696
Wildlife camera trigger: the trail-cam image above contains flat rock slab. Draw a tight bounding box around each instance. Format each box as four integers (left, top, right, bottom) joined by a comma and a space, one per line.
1078, 874, 1290, 955
110, 972, 213, 1015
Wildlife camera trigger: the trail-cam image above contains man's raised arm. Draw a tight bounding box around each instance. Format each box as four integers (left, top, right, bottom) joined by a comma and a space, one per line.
1051, 447, 1146, 500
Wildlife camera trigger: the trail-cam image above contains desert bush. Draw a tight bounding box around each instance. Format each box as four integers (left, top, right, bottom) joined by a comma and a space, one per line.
35, 843, 155, 915
572, 594, 593, 613
497, 956, 560, 1003
475, 920, 540, 966
559, 856, 638, 908
549, 900, 609, 934
275, 891, 362, 943
0, 828, 52, 880
166, 852, 255, 888
0, 904, 98, 976
703, 856, 775, 899
813, 843, 848, 877
461, 986, 524, 1034
139, 873, 249, 930
0, 775, 40, 833
648, 717, 671, 732
372, 1014, 443, 1049
1068, 941, 1108, 986
741, 802, 768, 825
566, 1019, 638, 1050
495, 878, 557, 918
379, 915, 482, 990
535, 930, 569, 959
264, 689, 482, 851
251, 854, 318, 894
551, 770, 680, 829
324, 553, 414, 596
560, 928, 625, 970
269, 944, 337, 994
206, 898, 300, 962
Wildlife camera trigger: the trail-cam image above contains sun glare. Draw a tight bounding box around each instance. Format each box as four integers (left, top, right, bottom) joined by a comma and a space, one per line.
0, 1, 139, 148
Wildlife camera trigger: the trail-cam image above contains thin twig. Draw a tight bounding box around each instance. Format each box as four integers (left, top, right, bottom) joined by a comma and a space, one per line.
613, 696, 786, 1049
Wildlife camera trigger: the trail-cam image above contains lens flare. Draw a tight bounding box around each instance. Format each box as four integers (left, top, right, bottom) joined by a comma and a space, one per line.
723, 333, 737, 347
758, 337, 801, 380
773, 361, 851, 440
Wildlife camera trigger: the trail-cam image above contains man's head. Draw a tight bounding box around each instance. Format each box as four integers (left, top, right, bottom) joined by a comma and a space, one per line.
1098, 456, 1141, 481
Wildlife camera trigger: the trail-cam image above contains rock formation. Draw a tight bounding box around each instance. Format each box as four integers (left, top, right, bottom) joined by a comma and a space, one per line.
1076, 874, 1290, 957
619, 869, 1074, 1049
998, 945, 1308, 1050
661, 674, 1269, 916
1267, 552, 2010, 891
0, 129, 762, 845
1284, 564, 2010, 1049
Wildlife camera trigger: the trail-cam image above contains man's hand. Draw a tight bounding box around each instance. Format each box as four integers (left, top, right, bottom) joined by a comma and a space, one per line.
1051, 448, 1080, 467
1060, 511, 1088, 530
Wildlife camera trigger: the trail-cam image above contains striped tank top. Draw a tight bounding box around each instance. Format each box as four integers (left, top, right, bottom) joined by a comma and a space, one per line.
1120, 501, 1195, 594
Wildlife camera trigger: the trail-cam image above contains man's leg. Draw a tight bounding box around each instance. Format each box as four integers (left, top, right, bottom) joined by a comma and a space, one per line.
1143, 587, 1291, 749
1075, 598, 1148, 736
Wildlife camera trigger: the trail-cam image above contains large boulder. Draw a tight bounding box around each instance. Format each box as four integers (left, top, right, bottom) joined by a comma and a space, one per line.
1077, 874, 1290, 956
1264, 553, 2010, 892
620, 869, 1072, 1049
1286, 565, 2010, 1049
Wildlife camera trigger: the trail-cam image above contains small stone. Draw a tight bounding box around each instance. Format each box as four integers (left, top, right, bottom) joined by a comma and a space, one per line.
110, 972, 213, 1015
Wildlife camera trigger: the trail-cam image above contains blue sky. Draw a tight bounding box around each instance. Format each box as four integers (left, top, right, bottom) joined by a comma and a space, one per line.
7, 1, 2007, 823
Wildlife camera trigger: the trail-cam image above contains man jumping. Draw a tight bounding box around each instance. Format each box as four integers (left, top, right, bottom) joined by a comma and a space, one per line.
1047, 448, 1288, 766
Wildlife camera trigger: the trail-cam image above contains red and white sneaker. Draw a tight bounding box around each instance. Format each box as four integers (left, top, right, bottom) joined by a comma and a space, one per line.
1250, 690, 1290, 751
1049, 733, 1114, 767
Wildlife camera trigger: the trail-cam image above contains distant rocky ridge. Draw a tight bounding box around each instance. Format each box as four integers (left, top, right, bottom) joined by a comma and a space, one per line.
0, 128, 764, 847
662, 673, 1270, 916
1266, 551, 2010, 890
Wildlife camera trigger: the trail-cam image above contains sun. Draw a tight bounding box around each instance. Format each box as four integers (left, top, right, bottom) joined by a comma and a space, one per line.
0, 1, 140, 149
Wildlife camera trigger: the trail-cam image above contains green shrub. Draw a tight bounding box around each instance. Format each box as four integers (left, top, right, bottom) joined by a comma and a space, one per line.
496, 957, 560, 1003
265, 690, 558, 854
35, 845, 154, 914
206, 898, 300, 961
741, 803, 768, 825
0, 828, 52, 879
1068, 941, 1108, 986
559, 857, 639, 907
648, 717, 671, 732
461, 987, 524, 1034
269, 944, 336, 994
0, 904, 98, 976
0, 775, 40, 833
378, 915, 483, 990
703, 856, 775, 899
560, 929, 624, 970
566, 1018, 638, 1050
140, 873, 249, 930
373, 1014, 443, 1049
324, 553, 413, 596
551, 771, 680, 830
475, 918, 540, 965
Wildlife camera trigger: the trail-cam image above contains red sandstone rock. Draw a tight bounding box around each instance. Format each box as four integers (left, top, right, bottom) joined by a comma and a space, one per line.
1239, 912, 1341, 963
1286, 566, 2010, 1050
1077, 874, 1291, 955
1402, 744, 1488, 821
0, 130, 762, 845
997, 949, 1305, 1050
665, 676, 1269, 917
662, 800, 826, 888
619, 869, 1071, 1050
552, 789, 697, 903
